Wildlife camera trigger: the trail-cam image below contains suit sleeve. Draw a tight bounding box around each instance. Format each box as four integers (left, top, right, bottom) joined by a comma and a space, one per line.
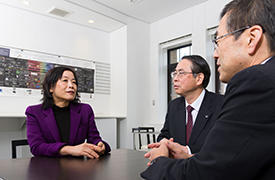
86, 105, 111, 153
141, 67, 275, 180
26, 106, 66, 157
157, 114, 170, 141
157, 104, 172, 141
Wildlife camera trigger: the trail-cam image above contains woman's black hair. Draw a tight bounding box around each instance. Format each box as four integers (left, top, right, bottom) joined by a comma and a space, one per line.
41, 66, 80, 109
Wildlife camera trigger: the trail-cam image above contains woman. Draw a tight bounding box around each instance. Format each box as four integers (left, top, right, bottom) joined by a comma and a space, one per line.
26, 66, 110, 158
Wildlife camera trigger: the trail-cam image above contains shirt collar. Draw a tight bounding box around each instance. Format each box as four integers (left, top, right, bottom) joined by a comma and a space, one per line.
185, 89, 206, 112
261, 56, 273, 64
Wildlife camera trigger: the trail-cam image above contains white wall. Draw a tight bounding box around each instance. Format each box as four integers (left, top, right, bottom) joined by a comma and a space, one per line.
0, 5, 109, 62
0, 3, 126, 158
119, 20, 150, 149
0, 3, 113, 117
110, 26, 128, 148
147, 0, 231, 127
110, 27, 127, 117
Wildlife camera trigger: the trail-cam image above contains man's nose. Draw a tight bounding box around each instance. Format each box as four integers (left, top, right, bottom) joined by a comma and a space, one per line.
213, 48, 219, 60
173, 76, 178, 82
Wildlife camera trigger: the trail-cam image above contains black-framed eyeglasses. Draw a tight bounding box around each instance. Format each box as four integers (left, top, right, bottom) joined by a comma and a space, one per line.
212, 26, 250, 49
171, 71, 195, 78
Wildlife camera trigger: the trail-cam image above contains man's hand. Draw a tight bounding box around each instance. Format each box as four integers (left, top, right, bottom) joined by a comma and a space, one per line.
147, 138, 174, 149
144, 142, 169, 166
166, 141, 193, 159
147, 142, 161, 149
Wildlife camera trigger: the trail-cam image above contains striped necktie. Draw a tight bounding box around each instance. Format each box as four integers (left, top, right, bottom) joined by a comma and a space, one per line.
186, 105, 194, 144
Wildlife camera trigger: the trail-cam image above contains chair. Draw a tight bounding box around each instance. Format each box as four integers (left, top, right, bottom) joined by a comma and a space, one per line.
132, 127, 157, 150
11, 139, 29, 159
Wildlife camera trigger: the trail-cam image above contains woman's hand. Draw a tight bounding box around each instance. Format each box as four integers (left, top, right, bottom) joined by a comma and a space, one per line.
97, 141, 106, 155
60, 142, 102, 159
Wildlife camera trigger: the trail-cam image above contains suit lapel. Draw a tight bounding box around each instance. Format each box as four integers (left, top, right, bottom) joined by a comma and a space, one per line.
69, 103, 81, 144
176, 98, 187, 145
189, 91, 213, 144
42, 108, 60, 142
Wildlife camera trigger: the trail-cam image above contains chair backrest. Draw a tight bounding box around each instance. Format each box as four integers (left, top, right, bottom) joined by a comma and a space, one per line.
132, 127, 156, 150
11, 139, 29, 159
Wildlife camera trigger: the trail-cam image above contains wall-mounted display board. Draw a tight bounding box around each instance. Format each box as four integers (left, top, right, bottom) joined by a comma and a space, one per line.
0, 46, 95, 117
0, 47, 95, 97
0, 55, 94, 93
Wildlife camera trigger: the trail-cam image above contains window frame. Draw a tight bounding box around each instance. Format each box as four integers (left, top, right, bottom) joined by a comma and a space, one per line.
167, 43, 192, 103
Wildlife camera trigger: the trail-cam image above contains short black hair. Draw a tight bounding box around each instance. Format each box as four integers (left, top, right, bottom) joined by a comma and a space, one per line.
41, 66, 80, 109
181, 55, 211, 88
221, 0, 275, 52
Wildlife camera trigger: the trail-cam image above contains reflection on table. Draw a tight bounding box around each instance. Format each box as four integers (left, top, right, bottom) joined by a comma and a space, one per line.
0, 149, 147, 180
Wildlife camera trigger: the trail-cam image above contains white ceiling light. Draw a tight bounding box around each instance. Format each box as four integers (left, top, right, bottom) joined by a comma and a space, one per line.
129, 0, 144, 3
22, 0, 30, 6
88, 19, 94, 23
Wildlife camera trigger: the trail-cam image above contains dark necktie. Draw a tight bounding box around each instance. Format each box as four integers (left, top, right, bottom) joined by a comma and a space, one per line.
186, 105, 194, 144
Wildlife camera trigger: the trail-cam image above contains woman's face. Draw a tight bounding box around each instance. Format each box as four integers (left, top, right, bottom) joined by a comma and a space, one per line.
50, 70, 77, 107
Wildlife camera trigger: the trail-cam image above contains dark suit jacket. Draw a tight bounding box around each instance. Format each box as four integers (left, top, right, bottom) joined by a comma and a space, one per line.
157, 90, 223, 153
141, 56, 275, 180
26, 103, 111, 157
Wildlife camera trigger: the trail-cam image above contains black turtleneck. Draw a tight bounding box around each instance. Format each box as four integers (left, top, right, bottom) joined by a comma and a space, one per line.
52, 104, 70, 143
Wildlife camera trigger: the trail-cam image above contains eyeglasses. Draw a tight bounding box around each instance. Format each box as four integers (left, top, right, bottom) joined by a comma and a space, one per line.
212, 26, 250, 49
171, 71, 195, 78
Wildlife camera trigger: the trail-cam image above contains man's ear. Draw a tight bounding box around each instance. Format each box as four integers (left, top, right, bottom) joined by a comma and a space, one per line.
247, 25, 264, 55
196, 73, 204, 86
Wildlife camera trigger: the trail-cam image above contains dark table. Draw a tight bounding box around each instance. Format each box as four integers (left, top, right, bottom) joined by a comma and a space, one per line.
0, 149, 148, 180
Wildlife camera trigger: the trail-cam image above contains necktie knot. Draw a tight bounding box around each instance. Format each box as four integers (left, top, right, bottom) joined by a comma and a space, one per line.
187, 105, 194, 113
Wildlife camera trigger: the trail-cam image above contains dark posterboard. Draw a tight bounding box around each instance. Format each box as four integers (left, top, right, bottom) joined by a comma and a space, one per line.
0, 55, 94, 93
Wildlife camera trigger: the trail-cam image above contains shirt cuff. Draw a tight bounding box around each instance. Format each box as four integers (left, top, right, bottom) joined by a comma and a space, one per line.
186, 145, 192, 155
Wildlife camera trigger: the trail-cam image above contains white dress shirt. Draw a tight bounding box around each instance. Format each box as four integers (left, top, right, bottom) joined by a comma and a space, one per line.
185, 89, 206, 154
185, 89, 206, 125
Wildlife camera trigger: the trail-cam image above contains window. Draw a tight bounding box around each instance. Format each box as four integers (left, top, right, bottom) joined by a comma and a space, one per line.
167, 44, 192, 103
206, 27, 227, 95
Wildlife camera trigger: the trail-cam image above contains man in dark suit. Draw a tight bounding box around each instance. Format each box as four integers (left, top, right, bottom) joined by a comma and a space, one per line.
141, 0, 275, 179
157, 55, 223, 154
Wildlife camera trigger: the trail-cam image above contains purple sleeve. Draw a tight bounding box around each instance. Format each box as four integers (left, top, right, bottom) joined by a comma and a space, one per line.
26, 106, 66, 157
86, 105, 111, 153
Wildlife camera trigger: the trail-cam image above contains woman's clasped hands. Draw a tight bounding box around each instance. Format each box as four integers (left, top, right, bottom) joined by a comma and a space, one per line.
60, 141, 106, 159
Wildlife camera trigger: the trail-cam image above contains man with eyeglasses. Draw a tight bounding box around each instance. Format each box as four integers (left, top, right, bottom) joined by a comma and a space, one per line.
141, 0, 275, 179
154, 55, 223, 155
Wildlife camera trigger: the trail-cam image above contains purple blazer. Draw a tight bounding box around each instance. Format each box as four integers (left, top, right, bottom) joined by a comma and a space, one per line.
25, 103, 111, 157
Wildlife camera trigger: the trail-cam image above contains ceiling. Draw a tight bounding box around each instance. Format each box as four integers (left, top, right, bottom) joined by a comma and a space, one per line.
0, 0, 207, 32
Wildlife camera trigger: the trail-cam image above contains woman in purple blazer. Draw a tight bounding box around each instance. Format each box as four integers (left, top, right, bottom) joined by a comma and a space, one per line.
26, 66, 110, 158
